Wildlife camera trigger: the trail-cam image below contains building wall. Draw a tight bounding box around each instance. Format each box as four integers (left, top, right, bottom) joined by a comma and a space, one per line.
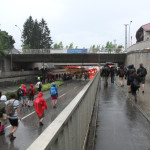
127, 39, 150, 52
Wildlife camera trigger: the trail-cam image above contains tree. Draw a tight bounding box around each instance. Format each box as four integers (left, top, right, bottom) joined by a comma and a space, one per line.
39, 18, 53, 49
105, 41, 116, 53
22, 16, 34, 49
22, 16, 53, 49
68, 43, 74, 49
89, 45, 100, 53
0, 30, 15, 57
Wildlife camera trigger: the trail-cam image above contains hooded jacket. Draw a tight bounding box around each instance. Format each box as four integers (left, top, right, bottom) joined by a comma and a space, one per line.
34, 92, 47, 117
28, 84, 35, 96
22, 84, 27, 96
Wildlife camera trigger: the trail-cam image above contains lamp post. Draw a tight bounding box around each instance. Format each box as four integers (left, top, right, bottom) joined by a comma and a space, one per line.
128, 21, 132, 47
124, 24, 128, 52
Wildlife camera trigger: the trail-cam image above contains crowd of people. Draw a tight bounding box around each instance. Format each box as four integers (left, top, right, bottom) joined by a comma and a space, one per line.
101, 63, 147, 103
0, 79, 59, 142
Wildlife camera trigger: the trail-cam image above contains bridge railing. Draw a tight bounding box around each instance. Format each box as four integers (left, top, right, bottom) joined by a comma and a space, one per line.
27, 71, 100, 150
23, 49, 51, 54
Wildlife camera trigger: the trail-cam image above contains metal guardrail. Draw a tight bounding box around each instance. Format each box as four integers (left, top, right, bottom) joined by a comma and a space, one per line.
27, 71, 100, 150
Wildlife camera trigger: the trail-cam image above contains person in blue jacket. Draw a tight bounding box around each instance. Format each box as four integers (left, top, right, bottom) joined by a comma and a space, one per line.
50, 83, 58, 108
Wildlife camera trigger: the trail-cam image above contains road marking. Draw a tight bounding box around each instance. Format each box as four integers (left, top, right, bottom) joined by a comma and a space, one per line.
5, 92, 69, 129
5, 85, 79, 129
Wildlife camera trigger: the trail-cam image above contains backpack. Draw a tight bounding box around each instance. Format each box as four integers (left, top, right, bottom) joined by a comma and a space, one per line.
50, 87, 57, 96
0, 101, 6, 117
18, 88, 24, 96
139, 68, 147, 77
6, 100, 15, 116
133, 78, 140, 89
28, 88, 33, 96
120, 69, 124, 76
39, 83, 42, 89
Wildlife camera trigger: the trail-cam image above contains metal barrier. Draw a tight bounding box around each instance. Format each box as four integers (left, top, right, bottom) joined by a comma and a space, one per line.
27, 71, 100, 150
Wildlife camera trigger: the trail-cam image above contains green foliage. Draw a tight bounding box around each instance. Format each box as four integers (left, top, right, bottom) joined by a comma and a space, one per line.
89, 45, 100, 53
53, 41, 63, 49
22, 16, 53, 49
0, 30, 15, 57
68, 43, 74, 49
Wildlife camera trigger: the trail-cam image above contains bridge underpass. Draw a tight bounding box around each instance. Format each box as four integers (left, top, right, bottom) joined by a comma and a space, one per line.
2, 53, 126, 71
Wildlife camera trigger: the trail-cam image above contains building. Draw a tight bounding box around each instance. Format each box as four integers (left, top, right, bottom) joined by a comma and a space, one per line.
136, 23, 150, 42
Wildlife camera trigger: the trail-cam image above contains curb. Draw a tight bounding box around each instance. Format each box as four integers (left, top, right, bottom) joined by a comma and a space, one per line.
129, 97, 150, 122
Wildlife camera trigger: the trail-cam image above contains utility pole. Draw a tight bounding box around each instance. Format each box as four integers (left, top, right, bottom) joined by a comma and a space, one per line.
124, 24, 128, 52
128, 21, 132, 47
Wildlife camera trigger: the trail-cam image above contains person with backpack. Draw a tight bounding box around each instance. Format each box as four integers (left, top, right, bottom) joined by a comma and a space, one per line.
110, 66, 115, 83
5, 93, 22, 141
0, 91, 7, 135
137, 63, 147, 94
34, 92, 47, 126
27, 84, 35, 107
126, 65, 136, 93
50, 83, 58, 108
130, 69, 141, 103
118, 65, 125, 87
17, 84, 23, 100
20, 84, 28, 107
35, 80, 42, 92
100, 64, 110, 87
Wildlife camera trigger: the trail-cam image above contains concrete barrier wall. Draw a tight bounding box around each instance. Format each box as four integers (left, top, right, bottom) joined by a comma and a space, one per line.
0, 71, 42, 87
0, 70, 41, 78
125, 50, 150, 81
27, 71, 100, 150
127, 39, 150, 52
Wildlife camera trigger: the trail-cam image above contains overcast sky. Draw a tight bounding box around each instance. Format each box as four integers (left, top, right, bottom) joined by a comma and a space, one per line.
0, 0, 150, 49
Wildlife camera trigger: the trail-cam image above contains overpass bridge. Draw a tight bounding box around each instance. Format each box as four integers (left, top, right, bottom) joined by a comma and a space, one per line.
2, 53, 126, 71
8, 53, 126, 64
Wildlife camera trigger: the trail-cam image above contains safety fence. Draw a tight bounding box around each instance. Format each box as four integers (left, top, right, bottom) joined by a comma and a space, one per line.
27, 71, 100, 150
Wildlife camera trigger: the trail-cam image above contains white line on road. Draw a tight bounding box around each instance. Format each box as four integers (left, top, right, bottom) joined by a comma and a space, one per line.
5, 92, 68, 129
5, 85, 79, 129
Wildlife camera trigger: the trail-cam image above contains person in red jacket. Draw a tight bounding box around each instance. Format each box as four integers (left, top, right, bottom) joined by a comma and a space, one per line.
34, 92, 47, 126
21, 84, 28, 107
28, 84, 35, 107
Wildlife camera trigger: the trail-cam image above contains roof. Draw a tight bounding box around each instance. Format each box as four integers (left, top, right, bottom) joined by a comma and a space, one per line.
141, 23, 150, 31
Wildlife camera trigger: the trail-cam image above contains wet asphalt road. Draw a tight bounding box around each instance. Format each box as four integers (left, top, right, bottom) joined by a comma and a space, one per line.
94, 80, 150, 150
0, 80, 88, 150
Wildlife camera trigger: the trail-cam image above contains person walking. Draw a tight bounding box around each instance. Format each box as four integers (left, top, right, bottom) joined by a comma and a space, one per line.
5, 93, 22, 141
27, 84, 35, 107
130, 69, 141, 103
34, 92, 47, 126
100, 64, 110, 87
20, 84, 27, 107
35, 80, 42, 92
0, 91, 7, 135
137, 63, 147, 94
50, 83, 58, 108
110, 66, 115, 83
118, 65, 125, 87
126, 65, 136, 93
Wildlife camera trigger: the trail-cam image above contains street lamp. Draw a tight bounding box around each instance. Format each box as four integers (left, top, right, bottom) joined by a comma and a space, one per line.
124, 24, 128, 52
128, 21, 132, 47
15, 25, 22, 34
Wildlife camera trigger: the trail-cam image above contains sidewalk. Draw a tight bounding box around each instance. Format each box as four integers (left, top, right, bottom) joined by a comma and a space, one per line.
131, 82, 150, 121
94, 79, 150, 150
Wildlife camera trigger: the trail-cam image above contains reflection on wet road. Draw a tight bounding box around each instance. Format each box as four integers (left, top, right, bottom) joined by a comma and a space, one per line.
95, 81, 150, 150
0, 80, 88, 150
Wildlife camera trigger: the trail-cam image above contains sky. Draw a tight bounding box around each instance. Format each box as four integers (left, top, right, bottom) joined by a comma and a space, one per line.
0, 0, 150, 49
